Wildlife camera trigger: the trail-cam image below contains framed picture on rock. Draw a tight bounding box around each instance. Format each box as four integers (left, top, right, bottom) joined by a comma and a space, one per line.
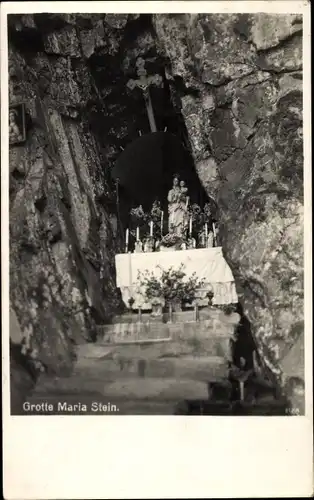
9, 103, 26, 145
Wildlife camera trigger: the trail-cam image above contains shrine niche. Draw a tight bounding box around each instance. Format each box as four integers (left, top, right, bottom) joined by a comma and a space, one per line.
114, 175, 238, 312
111, 56, 238, 314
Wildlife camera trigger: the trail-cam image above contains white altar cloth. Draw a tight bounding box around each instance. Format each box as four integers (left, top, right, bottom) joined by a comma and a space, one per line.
115, 247, 238, 309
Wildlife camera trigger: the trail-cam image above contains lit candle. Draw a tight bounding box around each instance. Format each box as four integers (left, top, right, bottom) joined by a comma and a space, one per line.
212, 223, 216, 244
160, 211, 164, 236
136, 227, 139, 241
205, 223, 208, 238
150, 221, 153, 236
189, 217, 192, 236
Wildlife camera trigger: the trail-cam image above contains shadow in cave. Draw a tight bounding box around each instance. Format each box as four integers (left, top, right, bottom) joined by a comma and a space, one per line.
112, 131, 209, 209
174, 302, 288, 415
110, 70, 210, 219
229, 303, 281, 404
111, 129, 215, 246
86, 41, 214, 239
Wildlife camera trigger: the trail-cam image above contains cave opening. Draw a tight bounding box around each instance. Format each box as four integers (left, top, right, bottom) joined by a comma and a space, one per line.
86, 17, 213, 244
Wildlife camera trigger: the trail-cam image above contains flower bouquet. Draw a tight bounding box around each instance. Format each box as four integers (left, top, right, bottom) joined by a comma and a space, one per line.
137, 270, 164, 316
137, 264, 206, 316
130, 205, 149, 228
160, 232, 184, 250
203, 202, 213, 223
188, 203, 203, 227
150, 200, 163, 234
158, 264, 205, 310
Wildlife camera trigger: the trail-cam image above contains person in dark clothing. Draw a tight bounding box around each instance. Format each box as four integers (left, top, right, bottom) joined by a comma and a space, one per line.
231, 303, 256, 371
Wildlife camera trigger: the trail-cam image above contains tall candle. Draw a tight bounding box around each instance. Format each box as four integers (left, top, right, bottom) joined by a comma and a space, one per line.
160, 211, 164, 235
186, 196, 189, 209
150, 221, 153, 236
136, 227, 139, 241
212, 223, 217, 247
205, 223, 208, 238
189, 217, 192, 236
126, 228, 129, 245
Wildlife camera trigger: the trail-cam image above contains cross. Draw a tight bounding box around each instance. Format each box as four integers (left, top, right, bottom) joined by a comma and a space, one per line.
127, 57, 163, 133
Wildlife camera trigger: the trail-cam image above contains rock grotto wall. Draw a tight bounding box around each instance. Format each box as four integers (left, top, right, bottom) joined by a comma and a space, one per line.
153, 13, 304, 386
8, 13, 304, 390
9, 14, 128, 375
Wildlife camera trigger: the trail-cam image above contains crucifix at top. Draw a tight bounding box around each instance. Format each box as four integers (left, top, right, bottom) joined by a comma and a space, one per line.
127, 57, 163, 133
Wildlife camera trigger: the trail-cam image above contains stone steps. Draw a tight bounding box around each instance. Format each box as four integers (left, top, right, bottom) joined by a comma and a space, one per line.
174, 399, 288, 416
34, 354, 227, 391
97, 322, 171, 343
21, 305, 285, 415
110, 308, 236, 325
24, 375, 287, 416
111, 310, 197, 324
91, 337, 229, 358
97, 319, 234, 346
29, 377, 210, 410
22, 392, 287, 416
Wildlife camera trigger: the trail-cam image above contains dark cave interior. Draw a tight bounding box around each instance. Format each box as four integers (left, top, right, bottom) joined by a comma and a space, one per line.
85, 15, 212, 234
8, 12, 214, 239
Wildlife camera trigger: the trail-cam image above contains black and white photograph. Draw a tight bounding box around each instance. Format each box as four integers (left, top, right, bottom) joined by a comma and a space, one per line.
2, 2, 312, 498
6, 8, 307, 418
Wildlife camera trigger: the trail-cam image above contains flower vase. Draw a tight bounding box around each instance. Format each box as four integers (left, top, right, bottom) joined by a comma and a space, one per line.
198, 232, 206, 248
144, 237, 154, 253
151, 303, 162, 317
134, 240, 143, 253
150, 298, 164, 318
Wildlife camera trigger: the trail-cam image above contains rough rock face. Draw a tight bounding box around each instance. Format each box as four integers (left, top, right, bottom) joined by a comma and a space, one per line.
8, 13, 304, 393
153, 13, 303, 385
9, 14, 125, 375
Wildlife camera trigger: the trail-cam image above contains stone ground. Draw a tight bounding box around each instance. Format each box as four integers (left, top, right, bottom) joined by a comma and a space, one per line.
17, 314, 289, 416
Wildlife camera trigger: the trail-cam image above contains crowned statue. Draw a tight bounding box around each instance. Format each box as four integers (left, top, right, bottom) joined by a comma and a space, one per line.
167, 174, 189, 237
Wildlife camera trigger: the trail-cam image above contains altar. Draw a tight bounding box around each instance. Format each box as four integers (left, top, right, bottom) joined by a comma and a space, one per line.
115, 246, 238, 310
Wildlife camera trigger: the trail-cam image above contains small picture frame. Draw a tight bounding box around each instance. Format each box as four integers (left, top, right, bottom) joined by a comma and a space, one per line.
9, 103, 26, 145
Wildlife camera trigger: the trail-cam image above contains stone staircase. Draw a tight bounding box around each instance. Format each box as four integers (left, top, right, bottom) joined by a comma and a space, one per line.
24, 307, 288, 415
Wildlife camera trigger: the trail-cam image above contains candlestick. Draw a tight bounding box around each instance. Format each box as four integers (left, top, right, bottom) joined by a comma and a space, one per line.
239, 381, 245, 401
212, 222, 216, 246
125, 228, 129, 252
136, 227, 139, 241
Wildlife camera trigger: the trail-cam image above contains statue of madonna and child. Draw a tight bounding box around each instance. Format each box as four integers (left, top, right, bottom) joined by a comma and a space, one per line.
167, 174, 189, 238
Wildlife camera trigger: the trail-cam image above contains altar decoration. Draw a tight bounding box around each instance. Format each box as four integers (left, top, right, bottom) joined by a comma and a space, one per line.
115, 246, 238, 309
116, 173, 237, 309
125, 171, 221, 252
188, 203, 203, 233
150, 200, 163, 239
143, 236, 154, 253
159, 232, 184, 251
135, 269, 164, 316
137, 264, 206, 314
